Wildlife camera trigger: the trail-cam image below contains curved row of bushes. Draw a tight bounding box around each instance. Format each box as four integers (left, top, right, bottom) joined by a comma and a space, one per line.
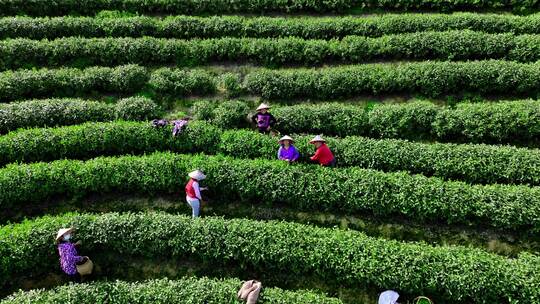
3, 14, 540, 40
1, 213, 539, 303
0, 97, 161, 134
242, 60, 540, 99
0, 121, 220, 165
1, 278, 341, 304
220, 129, 540, 186
194, 100, 540, 146
0, 64, 148, 102
2, 120, 540, 186
3, 31, 540, 70
0, 0, 537, 16
0, 65, 214, 102
2, 152, 540, 231
3, 97, 538, 146
2, 61, 539, 102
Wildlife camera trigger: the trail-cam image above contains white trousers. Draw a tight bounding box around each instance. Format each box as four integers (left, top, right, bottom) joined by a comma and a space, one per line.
186, 196, 200, 218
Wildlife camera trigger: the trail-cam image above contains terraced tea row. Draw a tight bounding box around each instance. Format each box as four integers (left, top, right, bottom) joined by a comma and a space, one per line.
2, 152, 540, 231
17, 195, 536, 257
196, 100, 540, 146
4, 31, 540, 70
1, 0, 538, 16
3, 97, 539, 146
1, 278, 340, 304
242, 60, 540, 99
2, 61, 540, 102
0, 97, 160, 133
4, 98, 539, 147
2, 121, 540, 186
1, 213, 539, 303
3, 13, 540, 40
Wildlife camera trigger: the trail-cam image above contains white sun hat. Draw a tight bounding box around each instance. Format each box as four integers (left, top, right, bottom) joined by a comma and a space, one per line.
256, 103, 271, 111
188, 170, 206, 180
309, 135, 326, 143
278, 135, 294, 144
55, 227, 74, 242
378, 290, 400, 304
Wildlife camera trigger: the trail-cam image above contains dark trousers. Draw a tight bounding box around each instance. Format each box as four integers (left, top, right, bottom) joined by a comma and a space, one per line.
323, 158, 336, 168
68, 272, 81, 283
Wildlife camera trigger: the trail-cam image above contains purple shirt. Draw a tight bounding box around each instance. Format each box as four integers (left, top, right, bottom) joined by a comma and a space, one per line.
57, 242, 84, 275
251, 112, 276, 130
278, 145, 300, 162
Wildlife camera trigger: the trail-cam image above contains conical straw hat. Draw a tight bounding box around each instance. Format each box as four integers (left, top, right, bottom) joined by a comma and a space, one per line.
55, 227, 74, 242
188, 170, 206, 180
278, 135, 294, 143
309, 135, 326, 143
256, 103, 271, 111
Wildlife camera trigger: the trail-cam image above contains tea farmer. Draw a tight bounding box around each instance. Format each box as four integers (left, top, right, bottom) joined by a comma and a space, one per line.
56, 228, 88, 282
309, 135, 336, 167
379, 290, 400, 304
277, 135, 300, 163
185, 170, 207, 218
251, 103, 276, 134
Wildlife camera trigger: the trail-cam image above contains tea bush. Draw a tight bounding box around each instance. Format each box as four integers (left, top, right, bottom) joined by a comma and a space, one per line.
2, 14, 540, 40
1, 278, 342, 304
4, 121, 540, 185
148, 68, 217, 97
1, 152, 540, 231
2, 32, 540, 69
219, 129, 540, 186
0, 65, 148, 102
0, 0, 537, 16
193, 100, 540, 145
1, 213, 539, 303
0, 121, 220, 165
243, 60, 540, 99
192, 100, 251, 129
433, 101, 540, 144
3, 61, 540, 101
0, 97, 161, 134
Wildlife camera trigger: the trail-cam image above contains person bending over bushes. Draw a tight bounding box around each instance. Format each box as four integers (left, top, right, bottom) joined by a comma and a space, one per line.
185, 170, 208, 218
56, 228, 91, 283
277, 135, 300, 163
309, 135, 336, 167
251, 103, 276, 134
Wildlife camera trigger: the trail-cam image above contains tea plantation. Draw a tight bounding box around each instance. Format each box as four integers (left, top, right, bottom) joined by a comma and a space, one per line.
1, 1, 540, 304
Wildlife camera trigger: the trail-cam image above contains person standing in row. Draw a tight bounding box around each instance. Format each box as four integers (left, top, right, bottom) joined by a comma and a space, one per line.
277, 135, 300, 163
185, 170, 207, 218
251, 103, 276, 134
309, 135, 336, 167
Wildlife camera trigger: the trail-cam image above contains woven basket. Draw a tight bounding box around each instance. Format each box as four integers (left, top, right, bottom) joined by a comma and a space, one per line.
76, 258, 93, 276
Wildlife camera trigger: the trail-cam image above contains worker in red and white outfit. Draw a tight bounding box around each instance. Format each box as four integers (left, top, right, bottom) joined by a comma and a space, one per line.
185, 170, 207, 218
309, 135, 336, 167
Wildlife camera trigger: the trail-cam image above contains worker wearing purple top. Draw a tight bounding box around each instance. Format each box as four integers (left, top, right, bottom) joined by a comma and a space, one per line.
277, 135, 300, 163
251, 103, 276, 134
56, 228, 87, 282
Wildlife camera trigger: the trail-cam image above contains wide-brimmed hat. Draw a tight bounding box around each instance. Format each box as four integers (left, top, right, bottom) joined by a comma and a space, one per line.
256, 103, 271, 111
189, 170, 206, 180
278, 135, 294, 144
378, 290, 399, 304
56, 227, 74, 242
309, 135, 326, 143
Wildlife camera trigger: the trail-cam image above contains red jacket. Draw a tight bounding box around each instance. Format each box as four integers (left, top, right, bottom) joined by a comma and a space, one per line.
185, 178, 198, 199
310, 143, 334, 165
